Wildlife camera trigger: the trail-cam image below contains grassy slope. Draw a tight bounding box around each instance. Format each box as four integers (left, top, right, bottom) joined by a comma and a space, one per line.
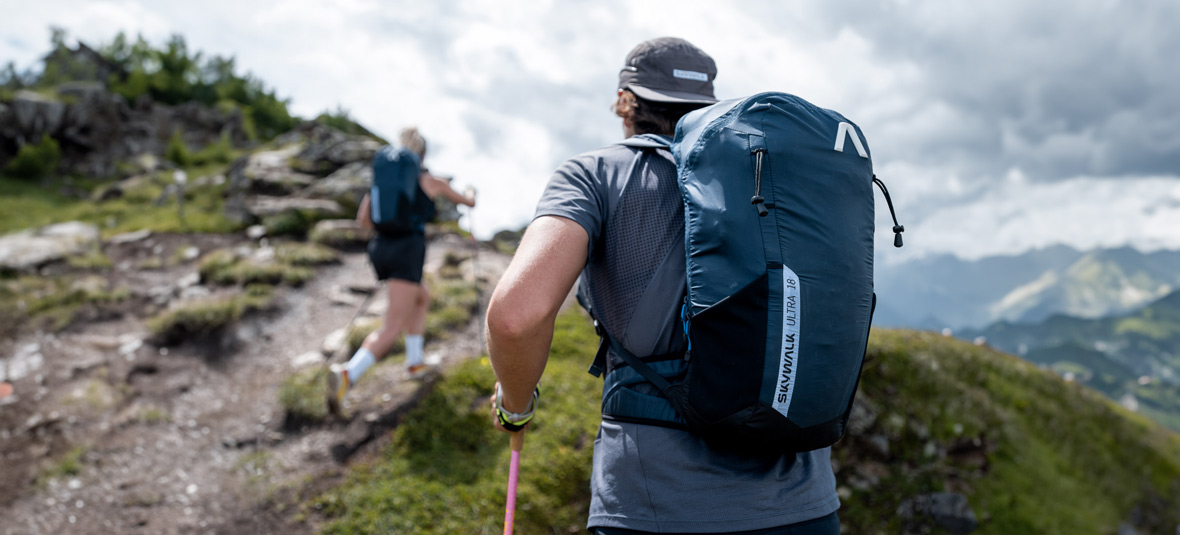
0, 163, 239, 238
848, 330, 1180, 534
310, 313, 1180, 535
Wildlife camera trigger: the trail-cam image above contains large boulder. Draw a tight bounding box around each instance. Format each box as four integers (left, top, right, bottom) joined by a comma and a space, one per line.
0, 221, 101, 271
57, 82, 132, 177
290, 123, 381, 175
303, 161, 371, 207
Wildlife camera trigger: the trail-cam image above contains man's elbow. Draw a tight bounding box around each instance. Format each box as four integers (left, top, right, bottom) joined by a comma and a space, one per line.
486, 299, 548, 342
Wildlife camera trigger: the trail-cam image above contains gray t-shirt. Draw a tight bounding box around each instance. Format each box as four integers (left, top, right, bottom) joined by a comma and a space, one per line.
534, 137, 840, 533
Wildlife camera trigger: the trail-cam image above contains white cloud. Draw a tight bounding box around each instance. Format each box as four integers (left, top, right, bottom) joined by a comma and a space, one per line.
3, 0, 1178, 261
897, 176, 1180, 262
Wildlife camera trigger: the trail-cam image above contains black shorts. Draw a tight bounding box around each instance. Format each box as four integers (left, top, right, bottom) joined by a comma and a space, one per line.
367, 232, 426, 283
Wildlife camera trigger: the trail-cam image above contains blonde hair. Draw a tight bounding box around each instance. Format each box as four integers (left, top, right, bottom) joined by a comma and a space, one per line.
399, 127, 427, 158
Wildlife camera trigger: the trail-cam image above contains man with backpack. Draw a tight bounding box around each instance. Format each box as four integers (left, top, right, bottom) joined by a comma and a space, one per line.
486, 38, 852, 534
328, 127, 475, 412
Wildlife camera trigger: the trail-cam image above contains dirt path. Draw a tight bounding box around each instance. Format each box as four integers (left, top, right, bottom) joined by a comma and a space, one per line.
0, 232, 511, 535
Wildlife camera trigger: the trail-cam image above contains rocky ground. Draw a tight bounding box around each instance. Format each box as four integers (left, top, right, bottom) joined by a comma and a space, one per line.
0, 229, 511, 535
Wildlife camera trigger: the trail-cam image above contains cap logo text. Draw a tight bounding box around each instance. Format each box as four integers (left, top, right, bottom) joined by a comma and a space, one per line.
672, 69, 709, 82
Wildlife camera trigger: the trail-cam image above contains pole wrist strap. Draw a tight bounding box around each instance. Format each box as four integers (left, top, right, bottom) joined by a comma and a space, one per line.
496, 384, 539, 432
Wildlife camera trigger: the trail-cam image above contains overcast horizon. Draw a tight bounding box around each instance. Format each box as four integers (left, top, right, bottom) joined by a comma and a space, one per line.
4, 0, 1178, 263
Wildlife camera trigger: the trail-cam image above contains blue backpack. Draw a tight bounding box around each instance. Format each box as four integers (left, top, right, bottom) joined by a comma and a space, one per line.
589, 92, 904, 454
370, 145, 434, 235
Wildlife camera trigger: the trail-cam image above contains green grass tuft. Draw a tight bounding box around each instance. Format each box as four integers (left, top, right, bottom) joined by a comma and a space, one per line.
37, 445, 86, 487
199, 248, 316, 287
66, 248, 113, 270
137, 406, 172, 425
0, 275, 129, 333
146, 287, 273, 345
263, 210, 322, 237
274, 242, 340, 266
279, 367, 329, 424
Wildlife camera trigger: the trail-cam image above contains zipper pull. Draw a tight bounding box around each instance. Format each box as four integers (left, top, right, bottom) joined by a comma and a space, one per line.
751, 148, 769, 217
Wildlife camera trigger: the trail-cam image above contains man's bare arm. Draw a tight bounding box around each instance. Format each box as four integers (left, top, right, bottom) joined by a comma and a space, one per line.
420, 173, 476, 207
486, 215, 588, 414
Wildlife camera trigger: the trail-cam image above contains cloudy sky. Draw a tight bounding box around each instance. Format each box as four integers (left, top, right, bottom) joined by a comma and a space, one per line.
4, 0, 1178, 262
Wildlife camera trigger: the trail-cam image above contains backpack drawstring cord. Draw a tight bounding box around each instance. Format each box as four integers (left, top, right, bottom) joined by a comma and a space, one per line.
872, 175, 905, 247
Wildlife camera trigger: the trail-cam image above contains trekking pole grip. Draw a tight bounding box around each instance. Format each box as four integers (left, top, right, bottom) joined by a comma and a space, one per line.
510, 430, 525, 452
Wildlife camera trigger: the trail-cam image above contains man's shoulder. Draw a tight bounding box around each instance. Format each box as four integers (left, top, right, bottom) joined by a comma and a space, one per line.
573, 141, 639, 160
551, 142, 637, 179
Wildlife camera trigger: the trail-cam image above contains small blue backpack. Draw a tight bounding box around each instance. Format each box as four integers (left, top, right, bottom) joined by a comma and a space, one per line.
370, 145, 434, 235
589, 91, 904, 454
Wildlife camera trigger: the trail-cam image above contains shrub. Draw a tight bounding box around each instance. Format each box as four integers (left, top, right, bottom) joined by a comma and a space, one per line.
165, 129, 192, 167
191, 132, 235, 166
4, 134, 61, 179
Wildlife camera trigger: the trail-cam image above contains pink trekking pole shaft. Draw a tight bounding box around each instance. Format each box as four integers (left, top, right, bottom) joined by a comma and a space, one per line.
504, 431, 525, 535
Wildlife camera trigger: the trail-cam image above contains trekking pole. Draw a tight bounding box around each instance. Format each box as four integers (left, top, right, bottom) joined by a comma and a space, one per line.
329, 282, 383, 364
503, 430, 525, 535
464, 190, 484, 349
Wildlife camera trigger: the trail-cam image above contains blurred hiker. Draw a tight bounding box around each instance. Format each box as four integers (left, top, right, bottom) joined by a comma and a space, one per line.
328, 127, 475, 410
487, 38, 841, 534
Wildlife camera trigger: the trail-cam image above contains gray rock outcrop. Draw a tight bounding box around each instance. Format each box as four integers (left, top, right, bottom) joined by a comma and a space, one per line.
0, 85, 249, 178
0, 221, 101, 271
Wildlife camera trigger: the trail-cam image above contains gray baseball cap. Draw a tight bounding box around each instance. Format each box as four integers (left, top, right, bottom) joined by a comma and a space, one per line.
619, 37, 717, 105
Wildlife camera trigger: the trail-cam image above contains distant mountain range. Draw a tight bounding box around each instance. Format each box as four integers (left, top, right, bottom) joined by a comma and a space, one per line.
959, 288, 1180, 430
875, 245, 1180, 330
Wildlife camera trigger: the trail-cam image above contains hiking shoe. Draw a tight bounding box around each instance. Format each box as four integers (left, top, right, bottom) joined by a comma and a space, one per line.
326, 364, 350, 414
406, 363, 433, 379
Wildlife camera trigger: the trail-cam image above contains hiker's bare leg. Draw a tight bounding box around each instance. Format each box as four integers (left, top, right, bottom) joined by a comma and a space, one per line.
362, 278, 420, 361
404, 283, 431, 367
406, 283, 430, 335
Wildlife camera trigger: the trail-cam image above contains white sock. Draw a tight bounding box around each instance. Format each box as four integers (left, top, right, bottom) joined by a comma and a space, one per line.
405, 335, 424, 366
345, 347, 376, 382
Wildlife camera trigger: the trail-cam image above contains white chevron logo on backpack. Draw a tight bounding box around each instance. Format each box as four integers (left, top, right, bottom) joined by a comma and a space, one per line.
834, 122, 868, 158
